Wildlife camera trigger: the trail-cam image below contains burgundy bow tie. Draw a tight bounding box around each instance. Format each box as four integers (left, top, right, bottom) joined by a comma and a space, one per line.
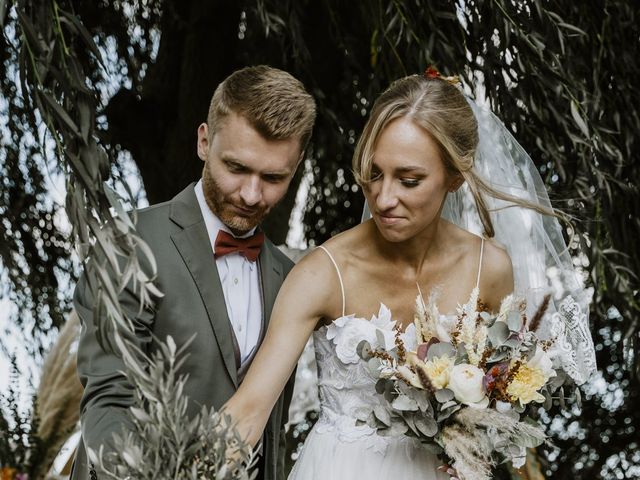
214, 230, 264, 262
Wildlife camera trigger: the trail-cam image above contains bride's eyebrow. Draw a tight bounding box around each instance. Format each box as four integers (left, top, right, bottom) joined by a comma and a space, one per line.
395, 166, 427, 174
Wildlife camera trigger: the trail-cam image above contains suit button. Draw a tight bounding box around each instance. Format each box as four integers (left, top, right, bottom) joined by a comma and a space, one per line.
234, 277, 239, 285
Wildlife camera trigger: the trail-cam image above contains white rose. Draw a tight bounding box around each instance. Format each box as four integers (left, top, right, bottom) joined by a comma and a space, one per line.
326, 305, 398, 364
448, 363, 487, 405
528, 349, 556, 381
331, 318, 377, 364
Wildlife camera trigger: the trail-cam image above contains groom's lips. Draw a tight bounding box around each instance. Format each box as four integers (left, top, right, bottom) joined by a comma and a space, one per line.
231, 204, 260, 217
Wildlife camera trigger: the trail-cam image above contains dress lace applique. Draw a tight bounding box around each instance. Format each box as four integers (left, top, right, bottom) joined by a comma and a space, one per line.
288, 306, 453, 480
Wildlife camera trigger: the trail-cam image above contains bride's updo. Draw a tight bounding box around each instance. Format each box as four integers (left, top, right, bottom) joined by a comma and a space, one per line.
353, 74, 555, 238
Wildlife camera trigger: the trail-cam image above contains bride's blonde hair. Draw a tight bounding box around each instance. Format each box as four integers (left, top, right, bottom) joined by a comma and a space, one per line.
353, 74, 558, 238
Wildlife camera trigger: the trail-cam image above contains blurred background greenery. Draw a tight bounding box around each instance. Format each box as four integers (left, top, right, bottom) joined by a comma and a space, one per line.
1, 0, 638, 478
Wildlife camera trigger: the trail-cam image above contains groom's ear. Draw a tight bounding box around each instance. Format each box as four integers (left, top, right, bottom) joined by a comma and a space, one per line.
197, 123, 210, 161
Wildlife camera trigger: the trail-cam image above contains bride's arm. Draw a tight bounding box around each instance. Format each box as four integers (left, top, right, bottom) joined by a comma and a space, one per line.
224, 249, 335, 446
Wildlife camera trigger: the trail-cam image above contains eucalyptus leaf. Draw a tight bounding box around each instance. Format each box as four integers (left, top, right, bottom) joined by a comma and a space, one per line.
512, 430, 546, 448
391, 395, 419, 411
434, 388, 455, 403
507, 311, 522, 331
503, 337, 522, 349
426, 342, 456, 361
375, 378, 388, 395
414, 416, 438, 437
488, 321, 510, 346
373, 405, 391, 426
440, 400, 458, 410
357, 340, 372, 360
367, 357, 382, 376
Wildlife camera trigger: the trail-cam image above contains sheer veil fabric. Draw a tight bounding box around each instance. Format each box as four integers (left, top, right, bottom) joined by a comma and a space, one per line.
361, 97, 596, 385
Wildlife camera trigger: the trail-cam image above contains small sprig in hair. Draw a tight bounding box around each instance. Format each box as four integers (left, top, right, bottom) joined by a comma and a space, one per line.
424, 65, 460, 85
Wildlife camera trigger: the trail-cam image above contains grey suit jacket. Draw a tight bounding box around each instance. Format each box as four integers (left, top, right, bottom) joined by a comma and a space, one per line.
71, 183, 295, 480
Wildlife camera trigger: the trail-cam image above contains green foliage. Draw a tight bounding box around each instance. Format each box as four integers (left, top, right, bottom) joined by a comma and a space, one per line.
92, 333, 256, 480
0, 358, 46, 477
5, 0, 163, 355
1, 0, 638, 478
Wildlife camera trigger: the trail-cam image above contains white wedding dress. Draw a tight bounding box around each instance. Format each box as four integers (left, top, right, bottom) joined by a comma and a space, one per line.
288, 246, 458, 480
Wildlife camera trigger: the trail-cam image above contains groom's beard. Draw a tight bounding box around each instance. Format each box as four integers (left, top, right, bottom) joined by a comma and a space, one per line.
202, 165, 269, 234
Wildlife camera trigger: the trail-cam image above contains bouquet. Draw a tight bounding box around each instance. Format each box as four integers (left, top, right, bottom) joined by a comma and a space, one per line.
355, 287, 577, 480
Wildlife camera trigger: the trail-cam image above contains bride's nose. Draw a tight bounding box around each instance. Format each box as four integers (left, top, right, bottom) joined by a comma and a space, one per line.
374, 179, 399, 211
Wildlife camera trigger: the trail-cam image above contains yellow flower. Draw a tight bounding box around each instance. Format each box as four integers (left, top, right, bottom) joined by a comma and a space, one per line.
422, 355, 454, 389
1, 467, 17, 480
506, 364, 547, 404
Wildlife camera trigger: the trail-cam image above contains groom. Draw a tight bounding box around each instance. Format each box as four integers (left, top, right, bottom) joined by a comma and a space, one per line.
71, 65, 316, 480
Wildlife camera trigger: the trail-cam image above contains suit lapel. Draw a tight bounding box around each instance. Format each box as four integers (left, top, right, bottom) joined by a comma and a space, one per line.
257, 241, 286, 479
258, 241, 284, 333
169, 184, 238, 387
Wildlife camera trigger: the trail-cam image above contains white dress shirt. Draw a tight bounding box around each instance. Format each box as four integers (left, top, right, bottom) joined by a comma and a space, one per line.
194, 180, 262, 364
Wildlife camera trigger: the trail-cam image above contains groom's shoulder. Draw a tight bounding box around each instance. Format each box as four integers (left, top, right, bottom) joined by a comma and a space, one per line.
134, 184, 199, 233
265, 239, 296, 273
134, 200, 175, 232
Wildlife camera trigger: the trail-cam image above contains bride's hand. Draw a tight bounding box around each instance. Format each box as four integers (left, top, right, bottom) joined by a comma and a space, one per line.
437, 463, 460, 480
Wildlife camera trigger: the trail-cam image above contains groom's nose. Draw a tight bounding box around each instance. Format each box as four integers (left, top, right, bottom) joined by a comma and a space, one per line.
239, 176, 262, 206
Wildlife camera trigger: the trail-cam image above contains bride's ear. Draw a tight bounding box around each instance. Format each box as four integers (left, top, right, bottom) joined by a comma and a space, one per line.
448, 174, 465, 192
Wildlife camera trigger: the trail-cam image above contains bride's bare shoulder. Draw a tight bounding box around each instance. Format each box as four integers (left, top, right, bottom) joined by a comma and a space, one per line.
287, 223, 364, 280
309, 222, 371, 262
283, 224, 368, 320
480, 239, 514, 309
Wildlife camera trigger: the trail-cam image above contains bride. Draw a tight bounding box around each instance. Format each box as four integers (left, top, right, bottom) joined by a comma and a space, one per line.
225, 71, 596, 479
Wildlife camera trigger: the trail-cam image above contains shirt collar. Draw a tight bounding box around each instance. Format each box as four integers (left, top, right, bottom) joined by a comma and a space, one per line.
195, 180, 258, 267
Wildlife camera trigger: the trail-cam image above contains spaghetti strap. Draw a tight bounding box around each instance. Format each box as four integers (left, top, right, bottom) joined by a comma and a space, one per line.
475, 238, 485, 290
317, 246, 346, 317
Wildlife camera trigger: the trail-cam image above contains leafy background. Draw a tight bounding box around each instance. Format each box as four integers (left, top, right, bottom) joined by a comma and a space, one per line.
1, 0, 638, 478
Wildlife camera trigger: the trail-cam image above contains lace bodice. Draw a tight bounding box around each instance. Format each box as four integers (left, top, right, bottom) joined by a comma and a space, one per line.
311, 309, 406, 454
307, 243, 481, 455
310, 306, 458, 455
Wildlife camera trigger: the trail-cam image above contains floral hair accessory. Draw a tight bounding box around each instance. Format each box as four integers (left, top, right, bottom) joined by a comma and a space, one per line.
423, 65, 460, 85
424, 66, 441, 79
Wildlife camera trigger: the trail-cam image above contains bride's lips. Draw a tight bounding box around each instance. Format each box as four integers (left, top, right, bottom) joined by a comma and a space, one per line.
376, 213, 403, 225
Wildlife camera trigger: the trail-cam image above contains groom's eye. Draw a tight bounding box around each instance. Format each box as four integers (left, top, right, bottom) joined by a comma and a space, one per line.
262, 174, 287, 183
225, 161, 248, 173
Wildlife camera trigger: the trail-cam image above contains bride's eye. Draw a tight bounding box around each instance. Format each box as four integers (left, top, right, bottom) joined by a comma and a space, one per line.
401, 178, 421, 187
370, 170, 383, 182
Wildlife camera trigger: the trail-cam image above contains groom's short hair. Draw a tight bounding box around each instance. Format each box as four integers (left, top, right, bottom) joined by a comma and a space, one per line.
207, 65, 316, 151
